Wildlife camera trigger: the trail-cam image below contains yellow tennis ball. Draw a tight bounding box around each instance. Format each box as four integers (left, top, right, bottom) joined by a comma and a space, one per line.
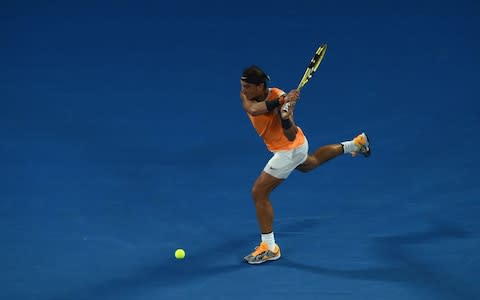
175, 249, 185, 259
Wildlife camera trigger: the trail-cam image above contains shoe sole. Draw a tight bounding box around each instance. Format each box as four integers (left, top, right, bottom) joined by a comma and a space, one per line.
245, 252, 281, 265
361, 132, 371, 158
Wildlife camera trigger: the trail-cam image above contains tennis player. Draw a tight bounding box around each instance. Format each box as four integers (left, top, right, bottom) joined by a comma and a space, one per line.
240, 65, 371, 264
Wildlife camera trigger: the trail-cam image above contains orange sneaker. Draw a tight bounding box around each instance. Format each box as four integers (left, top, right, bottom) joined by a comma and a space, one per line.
243, 242, 281, 264
352, 132, 371, 157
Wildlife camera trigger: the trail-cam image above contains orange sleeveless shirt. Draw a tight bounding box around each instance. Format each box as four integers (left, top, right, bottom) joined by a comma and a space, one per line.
247, 88, 306, 152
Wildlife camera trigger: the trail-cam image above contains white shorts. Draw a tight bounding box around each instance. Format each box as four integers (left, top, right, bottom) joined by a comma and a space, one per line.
263, 138, 309, 179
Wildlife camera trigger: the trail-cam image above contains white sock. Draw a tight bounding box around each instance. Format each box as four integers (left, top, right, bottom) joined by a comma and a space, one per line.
341, 140, 359, 154
261, 232, 276, 251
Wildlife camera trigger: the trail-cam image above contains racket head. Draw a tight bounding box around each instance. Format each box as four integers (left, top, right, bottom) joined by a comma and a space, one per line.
297, 43, 328, 90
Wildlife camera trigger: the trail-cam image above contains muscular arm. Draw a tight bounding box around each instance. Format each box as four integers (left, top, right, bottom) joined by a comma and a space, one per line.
240, 92, 285, 116
279, 89, 300, 141
279, 112, 298, 141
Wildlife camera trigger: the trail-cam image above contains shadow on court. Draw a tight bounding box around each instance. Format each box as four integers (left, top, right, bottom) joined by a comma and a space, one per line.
47, 220, 476, 300
276, 222, 477, 300
47, 218, 327, 300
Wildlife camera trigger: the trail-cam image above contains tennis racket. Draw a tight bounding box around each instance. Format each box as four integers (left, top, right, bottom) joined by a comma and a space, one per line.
282, 43, 328, 112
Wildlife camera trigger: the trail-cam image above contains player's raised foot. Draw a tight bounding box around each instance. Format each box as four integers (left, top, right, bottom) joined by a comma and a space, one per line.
243, 242, 281, 264
352, 132, 371, 157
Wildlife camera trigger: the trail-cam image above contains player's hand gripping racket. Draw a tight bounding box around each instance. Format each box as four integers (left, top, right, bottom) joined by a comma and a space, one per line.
282, 43, 328, 112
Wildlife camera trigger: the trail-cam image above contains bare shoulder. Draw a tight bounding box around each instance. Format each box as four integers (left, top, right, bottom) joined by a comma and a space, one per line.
240, 92, 251, 104
240, 92, 254, 113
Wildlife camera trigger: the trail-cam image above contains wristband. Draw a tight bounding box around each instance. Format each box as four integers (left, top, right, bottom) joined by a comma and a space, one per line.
265, 99, 281, 112
265, 95, 287, 112
281, 118, 293, 129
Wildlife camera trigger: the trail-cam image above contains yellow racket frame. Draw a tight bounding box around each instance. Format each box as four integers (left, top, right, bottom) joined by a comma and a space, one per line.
297, 43, 328, 90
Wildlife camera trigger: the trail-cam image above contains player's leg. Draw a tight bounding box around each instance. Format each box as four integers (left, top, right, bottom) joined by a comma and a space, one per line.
251, 171, 283, 234
296, 144, 343, 172
244, 171, 283, 264
244, 151, 298, 264
296, 132, 371, 173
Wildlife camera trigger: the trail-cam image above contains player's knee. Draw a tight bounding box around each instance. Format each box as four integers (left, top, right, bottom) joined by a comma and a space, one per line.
251, 184, 268, 202
297, 161, 315, 173
297, 167, 309, 173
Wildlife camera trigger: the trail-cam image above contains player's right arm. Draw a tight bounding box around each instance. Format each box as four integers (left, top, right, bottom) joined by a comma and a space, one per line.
240, 92, 270, 116
240, 92, 287, 116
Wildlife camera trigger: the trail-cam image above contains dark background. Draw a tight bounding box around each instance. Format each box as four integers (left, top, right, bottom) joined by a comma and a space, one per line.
1, 1, 479, 299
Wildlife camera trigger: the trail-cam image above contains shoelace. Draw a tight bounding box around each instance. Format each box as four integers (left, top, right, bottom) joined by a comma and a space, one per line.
251, 243, 269, 256
354, 135, 366, 147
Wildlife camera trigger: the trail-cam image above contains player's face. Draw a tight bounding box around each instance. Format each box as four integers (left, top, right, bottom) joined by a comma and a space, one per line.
240, 80, 263, 100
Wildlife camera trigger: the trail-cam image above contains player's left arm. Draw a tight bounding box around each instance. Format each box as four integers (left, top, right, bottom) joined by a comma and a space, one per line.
279, 105, 298, 141
279, 90, 300, 141
279, 106, 298, 141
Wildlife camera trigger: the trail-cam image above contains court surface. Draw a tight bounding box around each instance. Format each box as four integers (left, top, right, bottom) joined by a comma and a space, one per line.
1, 1, 479, 299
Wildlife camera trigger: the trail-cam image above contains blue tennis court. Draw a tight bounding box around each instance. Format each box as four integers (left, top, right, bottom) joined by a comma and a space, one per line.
2, 1, 479, 299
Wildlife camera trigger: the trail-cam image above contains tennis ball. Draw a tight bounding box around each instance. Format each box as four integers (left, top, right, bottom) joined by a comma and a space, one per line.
175, 249, 185, 259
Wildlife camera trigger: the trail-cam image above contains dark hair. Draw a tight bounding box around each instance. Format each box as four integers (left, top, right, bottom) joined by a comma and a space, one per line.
241, 65, 270, 86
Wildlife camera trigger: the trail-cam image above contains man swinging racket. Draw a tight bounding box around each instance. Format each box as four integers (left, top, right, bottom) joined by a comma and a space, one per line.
240, 61, 371, 264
